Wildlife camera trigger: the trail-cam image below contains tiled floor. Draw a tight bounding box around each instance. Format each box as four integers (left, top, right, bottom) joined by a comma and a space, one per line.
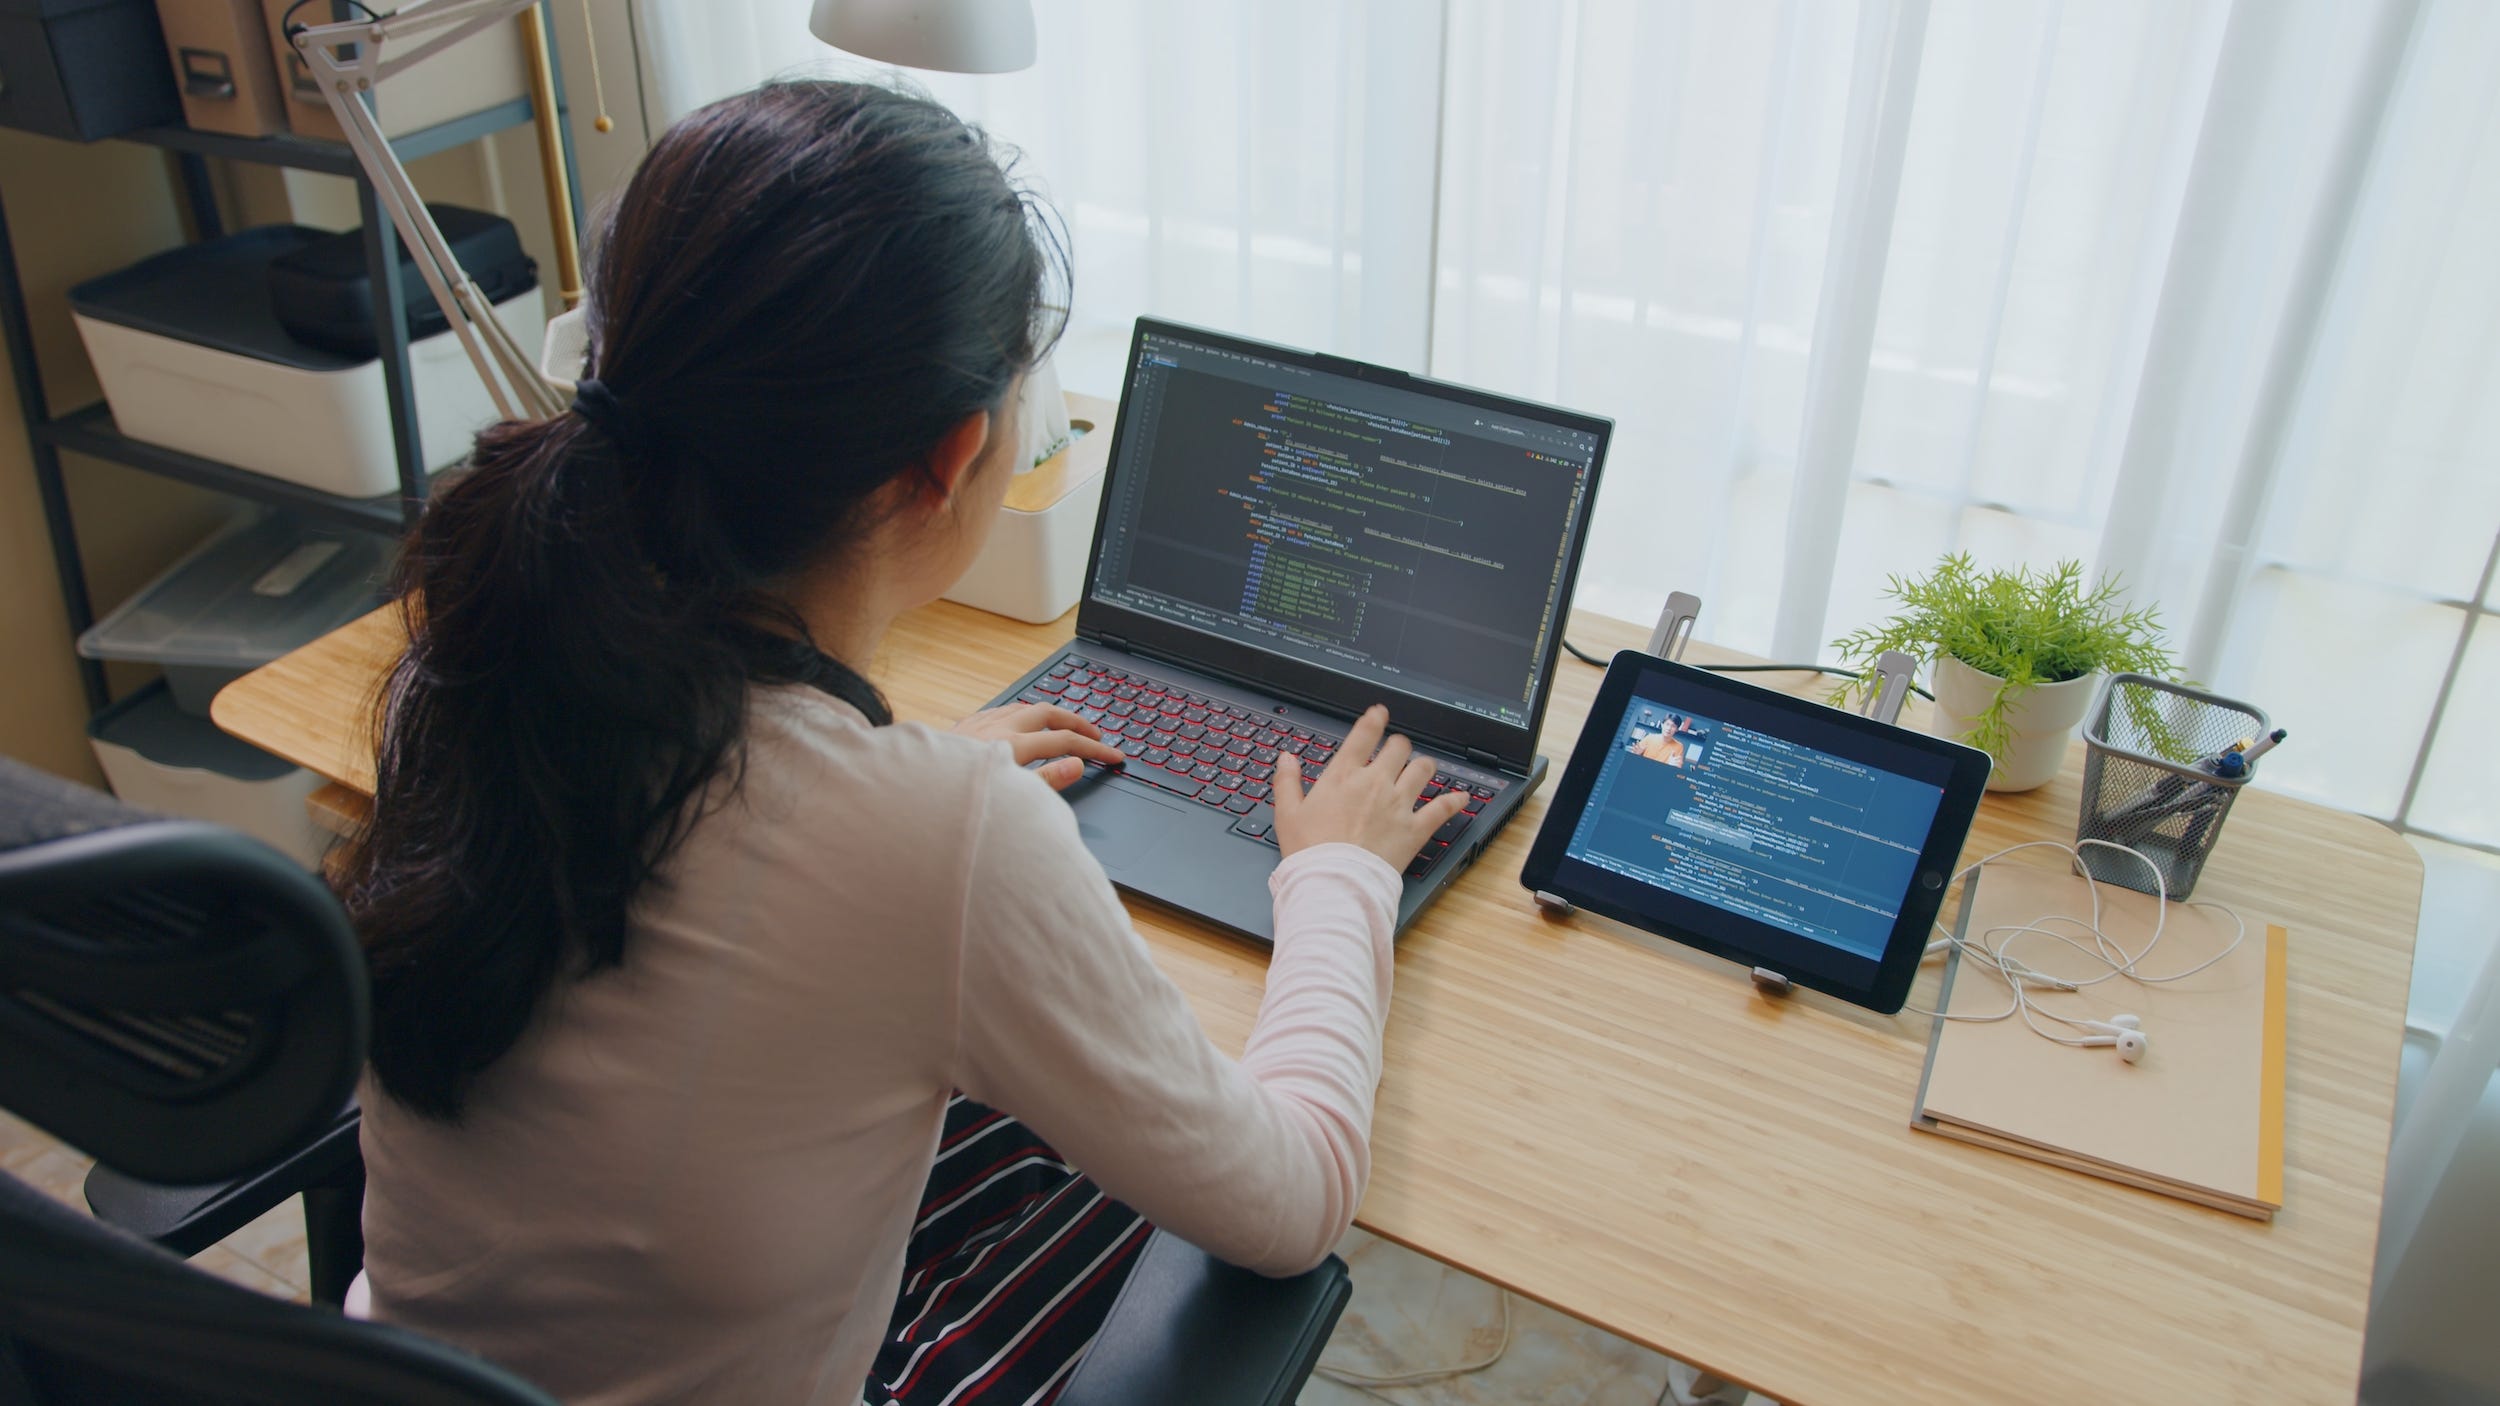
1302, 1229, 1764, 1406
0, 1106, 312, 1304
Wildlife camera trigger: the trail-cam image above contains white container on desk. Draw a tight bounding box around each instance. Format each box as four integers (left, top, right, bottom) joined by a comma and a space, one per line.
538, 310, 1112, 626
943, 390, 1113, 625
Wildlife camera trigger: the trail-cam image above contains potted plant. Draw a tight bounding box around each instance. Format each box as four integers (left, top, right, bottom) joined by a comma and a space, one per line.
1829, 554, 2181, 791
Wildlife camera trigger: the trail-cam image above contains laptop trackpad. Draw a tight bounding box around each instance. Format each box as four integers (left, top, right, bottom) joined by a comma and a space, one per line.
1073, 784, 1190, 873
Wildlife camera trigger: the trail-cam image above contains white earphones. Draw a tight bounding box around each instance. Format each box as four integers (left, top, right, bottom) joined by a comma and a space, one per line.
2073, 1014, 2149, 1064
1910, 838, 2246, 1067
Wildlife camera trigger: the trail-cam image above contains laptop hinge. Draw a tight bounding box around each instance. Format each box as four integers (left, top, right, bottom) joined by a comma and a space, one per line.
1093, 631, 1127, 650
1465, 747, 1504, 768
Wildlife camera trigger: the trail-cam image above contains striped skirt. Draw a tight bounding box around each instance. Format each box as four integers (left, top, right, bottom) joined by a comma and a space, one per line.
864, 1095, 1151, 1406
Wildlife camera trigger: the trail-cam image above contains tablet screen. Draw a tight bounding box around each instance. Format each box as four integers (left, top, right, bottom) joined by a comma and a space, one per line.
1564, 699, 1944, 963
1523, 653, 1990, 1011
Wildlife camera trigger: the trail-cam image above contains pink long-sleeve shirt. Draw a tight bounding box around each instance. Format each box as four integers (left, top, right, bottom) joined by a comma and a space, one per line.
355, 683, 1403, 1404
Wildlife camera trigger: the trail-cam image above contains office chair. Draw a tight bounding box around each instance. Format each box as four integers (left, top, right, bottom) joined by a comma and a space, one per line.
0, 757, 1348, 1405
0, 756, 548, 1403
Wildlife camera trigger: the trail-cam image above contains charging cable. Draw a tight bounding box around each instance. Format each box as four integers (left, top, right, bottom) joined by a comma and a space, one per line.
1560, 639, 1936, 701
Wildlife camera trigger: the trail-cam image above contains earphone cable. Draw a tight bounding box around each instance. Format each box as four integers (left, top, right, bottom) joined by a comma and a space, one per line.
1903, 838, 2248, 1053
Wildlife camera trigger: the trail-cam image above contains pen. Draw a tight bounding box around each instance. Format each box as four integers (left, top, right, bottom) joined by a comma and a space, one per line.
2212, 728, 2286, 780
2175, 730, 2285, 849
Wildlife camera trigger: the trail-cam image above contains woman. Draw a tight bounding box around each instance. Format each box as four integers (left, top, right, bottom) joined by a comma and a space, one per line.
335, 81, 1463, 1405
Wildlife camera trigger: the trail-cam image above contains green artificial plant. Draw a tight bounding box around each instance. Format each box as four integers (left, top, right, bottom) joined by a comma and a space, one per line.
1829, 554, 2188, 761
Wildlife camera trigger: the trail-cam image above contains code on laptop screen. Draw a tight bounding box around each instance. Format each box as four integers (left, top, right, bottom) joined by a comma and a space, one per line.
1089, 329, 1598, 726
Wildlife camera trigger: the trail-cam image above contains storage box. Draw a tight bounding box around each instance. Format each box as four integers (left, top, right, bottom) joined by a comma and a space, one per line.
0, 0, 183, 139
262, 0, 525, 142
90, 680, 330, 868
78, 509, 390, 716
156, 0, 287, 136
270, 205, 535, 357
71, 224, 546, 497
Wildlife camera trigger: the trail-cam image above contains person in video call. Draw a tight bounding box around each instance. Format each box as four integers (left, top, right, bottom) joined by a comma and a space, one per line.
1634, 714, 1698, 767
333, 80, 1469, 1405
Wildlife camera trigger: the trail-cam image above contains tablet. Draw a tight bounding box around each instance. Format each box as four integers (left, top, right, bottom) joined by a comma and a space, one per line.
1521, 651, 1991, 1012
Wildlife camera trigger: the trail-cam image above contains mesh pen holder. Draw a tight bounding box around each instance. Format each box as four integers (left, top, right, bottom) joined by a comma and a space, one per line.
2076, 675, 2271, 899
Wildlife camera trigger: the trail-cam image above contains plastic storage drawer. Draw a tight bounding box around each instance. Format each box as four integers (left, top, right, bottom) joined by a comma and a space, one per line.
70, 224, 545, 498
89, 681, 330, 869
78, 509, 390, 717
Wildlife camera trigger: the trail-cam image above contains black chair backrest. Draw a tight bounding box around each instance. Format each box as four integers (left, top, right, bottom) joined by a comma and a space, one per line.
0, 759, 556, 1406
0, 1172, 551, 1406
0, 758, 365, 1184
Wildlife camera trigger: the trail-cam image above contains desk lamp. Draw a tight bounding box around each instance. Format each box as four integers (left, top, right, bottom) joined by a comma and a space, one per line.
287, 0, 1044, 427
810, 0, 1037, 73
810, 0, 1072, 476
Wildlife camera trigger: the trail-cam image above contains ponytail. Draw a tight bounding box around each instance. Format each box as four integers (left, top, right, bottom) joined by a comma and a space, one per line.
336, 80, 1057, 1120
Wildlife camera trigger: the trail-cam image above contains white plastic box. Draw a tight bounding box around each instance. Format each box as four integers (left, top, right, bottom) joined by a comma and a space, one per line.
538, 309, 1114, 626
89, 682, 331, 870
943, 391, 1114, 624
71, 225, 546, 499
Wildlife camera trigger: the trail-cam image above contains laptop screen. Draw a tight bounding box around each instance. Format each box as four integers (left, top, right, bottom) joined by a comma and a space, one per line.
1085, 325, 1602, 730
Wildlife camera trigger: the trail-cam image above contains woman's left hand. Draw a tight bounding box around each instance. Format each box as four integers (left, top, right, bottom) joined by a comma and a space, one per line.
955, 704, 1127, 791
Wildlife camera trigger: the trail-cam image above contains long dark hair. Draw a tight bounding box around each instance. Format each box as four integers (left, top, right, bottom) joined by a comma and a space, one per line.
336, 81, 1065, 1121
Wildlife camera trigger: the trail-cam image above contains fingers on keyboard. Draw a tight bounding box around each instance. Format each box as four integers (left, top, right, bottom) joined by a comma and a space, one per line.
1048, 654, 1509, 881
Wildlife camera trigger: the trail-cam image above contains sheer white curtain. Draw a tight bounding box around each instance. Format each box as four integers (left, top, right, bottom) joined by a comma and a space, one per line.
632, 0, 2500, 842
634, 0, 1444, 396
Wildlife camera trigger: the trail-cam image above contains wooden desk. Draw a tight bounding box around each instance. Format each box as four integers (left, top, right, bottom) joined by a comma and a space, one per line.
216, 602, 2421, 1406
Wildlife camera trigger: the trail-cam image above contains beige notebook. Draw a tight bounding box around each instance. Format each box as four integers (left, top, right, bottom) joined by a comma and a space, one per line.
1912, 863, 2288, 1220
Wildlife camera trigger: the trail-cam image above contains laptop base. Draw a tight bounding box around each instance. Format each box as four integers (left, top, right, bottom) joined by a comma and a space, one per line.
989, 641, 1544, 943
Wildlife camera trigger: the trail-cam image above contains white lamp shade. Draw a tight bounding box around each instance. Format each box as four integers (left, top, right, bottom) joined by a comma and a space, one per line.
810, 0, 1037, 74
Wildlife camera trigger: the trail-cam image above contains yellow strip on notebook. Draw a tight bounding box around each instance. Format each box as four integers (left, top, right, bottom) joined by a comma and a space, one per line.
2257, 923, 2289, 1206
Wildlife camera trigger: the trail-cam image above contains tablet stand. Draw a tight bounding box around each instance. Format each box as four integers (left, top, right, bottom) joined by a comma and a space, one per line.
1858, 649, 1919, 727
1645, 591, 1702, 662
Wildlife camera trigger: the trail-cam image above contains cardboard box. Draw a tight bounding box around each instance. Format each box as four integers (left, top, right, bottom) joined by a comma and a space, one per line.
260, 0, 527, 142
157, 0, 288, 136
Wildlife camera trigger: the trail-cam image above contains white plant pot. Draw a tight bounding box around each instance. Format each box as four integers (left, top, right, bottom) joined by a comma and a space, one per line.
1928, 655, 2099, 793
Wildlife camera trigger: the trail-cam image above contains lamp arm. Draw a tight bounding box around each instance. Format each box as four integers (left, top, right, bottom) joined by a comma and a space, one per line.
294, 0, 533, 83
315, 73, 508, 412
290, 0, 569, 424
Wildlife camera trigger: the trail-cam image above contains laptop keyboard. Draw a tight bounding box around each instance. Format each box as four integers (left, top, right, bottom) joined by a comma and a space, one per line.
1013, 653, 1501, 880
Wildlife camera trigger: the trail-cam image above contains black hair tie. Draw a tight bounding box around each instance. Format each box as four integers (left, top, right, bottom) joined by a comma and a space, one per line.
571, 377, 648, 459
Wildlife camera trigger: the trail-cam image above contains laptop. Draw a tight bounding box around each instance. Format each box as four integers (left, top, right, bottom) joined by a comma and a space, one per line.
983, 319, 1610, 940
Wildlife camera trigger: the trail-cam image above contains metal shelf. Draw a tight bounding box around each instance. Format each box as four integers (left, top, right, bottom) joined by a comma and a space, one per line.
37, 403, 422, 533
117, 96, 541, 177
5, 21, 575, 715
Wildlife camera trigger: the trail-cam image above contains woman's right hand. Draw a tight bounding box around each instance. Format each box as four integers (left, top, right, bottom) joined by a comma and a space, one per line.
1271, 705, 1469, 870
